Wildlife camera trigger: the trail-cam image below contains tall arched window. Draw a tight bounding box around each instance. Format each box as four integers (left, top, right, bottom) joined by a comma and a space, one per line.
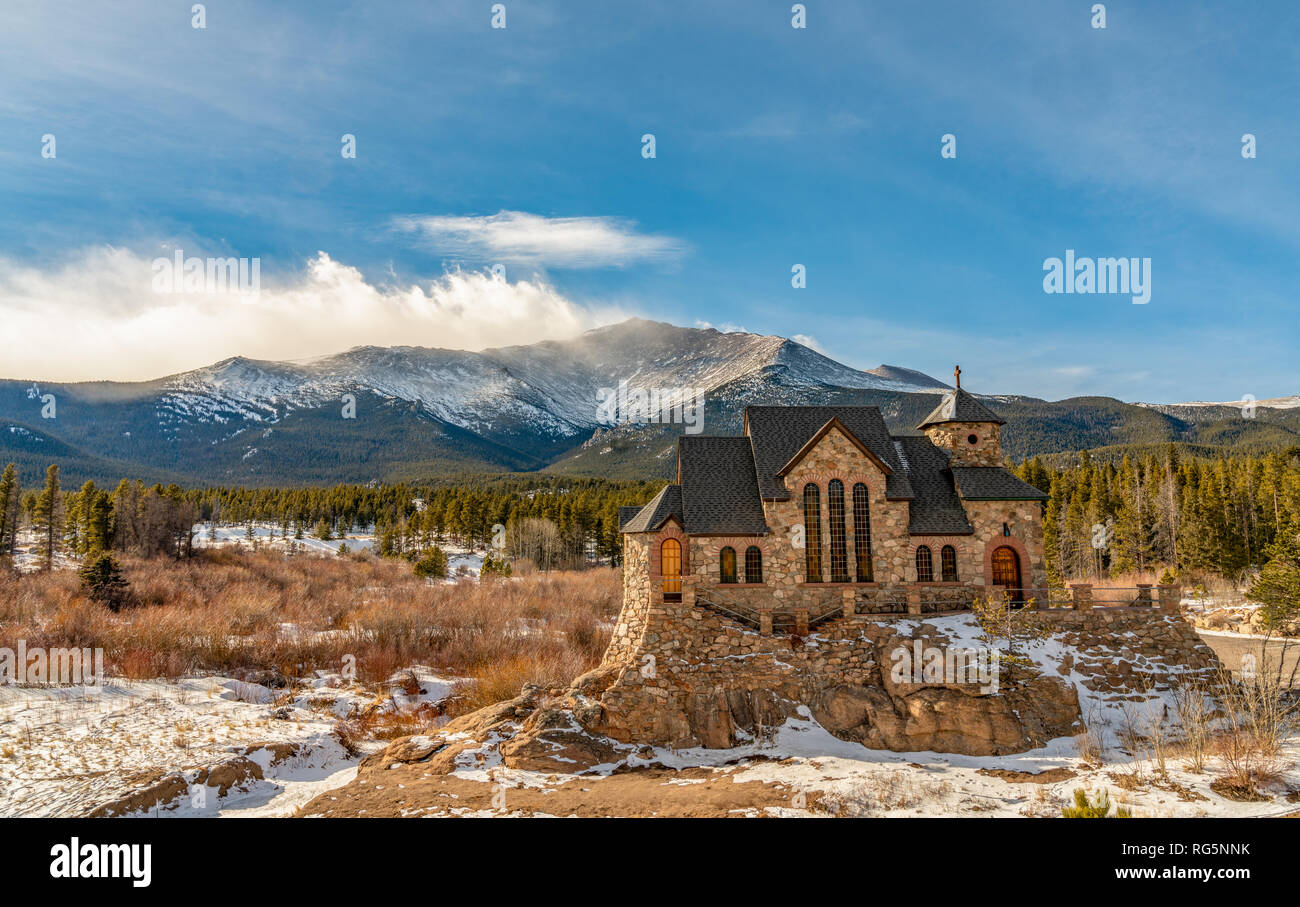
940, 545, 957, 582
803, 483, 823, 582
745, 546, 763, 584
915, 545, 934, 582
719, 546, 737, 583
660, 538, 682, 601
827, 479, 849, 582
852, 482, 873, 582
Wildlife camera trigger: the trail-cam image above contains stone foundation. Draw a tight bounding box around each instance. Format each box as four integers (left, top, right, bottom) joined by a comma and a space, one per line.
573, 584, 1221, 756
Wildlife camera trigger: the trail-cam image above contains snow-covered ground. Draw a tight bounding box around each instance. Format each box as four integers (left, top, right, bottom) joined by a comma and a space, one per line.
8, 527, 80, 574
690, 710, 1299, 818
192, 522, 486, 577
1180, 594, 1300, 640
312, 613, 1300, 819
0, 667, 459, 818
356, 702, 1300, 818
11, 521, 488, 577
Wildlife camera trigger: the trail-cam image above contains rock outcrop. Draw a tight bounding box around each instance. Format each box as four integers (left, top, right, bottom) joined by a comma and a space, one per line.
365, 603, 1221, 775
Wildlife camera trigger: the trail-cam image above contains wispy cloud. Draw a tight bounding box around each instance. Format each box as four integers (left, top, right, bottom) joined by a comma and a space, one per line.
394, 211, 688, 269
0, 246, 625, 382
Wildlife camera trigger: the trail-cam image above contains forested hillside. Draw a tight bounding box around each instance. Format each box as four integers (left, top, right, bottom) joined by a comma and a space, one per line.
3, 442, 1299, 585
1014, 445, 1300, 584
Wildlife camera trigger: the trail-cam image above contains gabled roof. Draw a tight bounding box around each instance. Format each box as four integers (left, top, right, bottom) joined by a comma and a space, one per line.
776, 417, 893, 478
917, 388, 1006, 429
617, 506, 645, 532
746, 406, 914, 501
891, 435, 973, 535
951, 467, 1049, 501
675, 436, 768, 535
621, 484, 683, 533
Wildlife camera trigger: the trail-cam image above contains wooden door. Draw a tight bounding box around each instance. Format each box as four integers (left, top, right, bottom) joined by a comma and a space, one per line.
991, 546, 1022, 602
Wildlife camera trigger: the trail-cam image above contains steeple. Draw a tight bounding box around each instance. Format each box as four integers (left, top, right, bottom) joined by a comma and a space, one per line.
917, 370, 1006, 466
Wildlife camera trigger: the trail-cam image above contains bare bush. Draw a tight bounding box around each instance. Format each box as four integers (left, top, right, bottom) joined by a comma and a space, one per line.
0, 551, 621, 692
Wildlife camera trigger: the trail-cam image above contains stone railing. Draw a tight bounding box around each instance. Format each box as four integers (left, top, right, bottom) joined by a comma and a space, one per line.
689, 579, 1183, 634
1054, 584, 1180, 611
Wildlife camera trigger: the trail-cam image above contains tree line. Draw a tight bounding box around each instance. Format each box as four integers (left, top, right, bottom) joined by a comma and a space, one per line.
1012, 444, 1300, 585
4, 445, 1299, 586
0, 464, 661, 571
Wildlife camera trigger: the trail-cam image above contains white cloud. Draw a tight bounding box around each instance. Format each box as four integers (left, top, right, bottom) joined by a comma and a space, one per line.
694, 320, 751, 334
791, 333, 826, 354
0, 247, 622, 382
395, 210, 687, 268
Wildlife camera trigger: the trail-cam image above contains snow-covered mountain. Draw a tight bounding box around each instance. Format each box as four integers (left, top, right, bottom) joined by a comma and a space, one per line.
2, 318, 1298, 486
152, 318, 948, 441
0, 319, 952, 484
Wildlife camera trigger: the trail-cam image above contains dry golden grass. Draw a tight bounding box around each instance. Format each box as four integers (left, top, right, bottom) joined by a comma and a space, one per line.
0, 551, 621, 695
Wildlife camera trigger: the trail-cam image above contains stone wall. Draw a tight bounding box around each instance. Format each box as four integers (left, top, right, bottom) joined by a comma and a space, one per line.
923, 421, 1004, 467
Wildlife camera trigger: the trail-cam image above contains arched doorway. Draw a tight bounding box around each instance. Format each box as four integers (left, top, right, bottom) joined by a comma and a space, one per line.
991, 545, 1022, 603
661, 538, 682, 602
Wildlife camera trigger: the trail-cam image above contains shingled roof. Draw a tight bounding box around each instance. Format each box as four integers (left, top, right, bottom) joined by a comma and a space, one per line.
621, 484, 683, 533
746, 406, 915, 501
617, 506, 645, 532
620, 403, 1035, 540
951, 467, 1049, 501
917, 388, 1006, 429
675, 436, 769, 535
891, 435, 973, 535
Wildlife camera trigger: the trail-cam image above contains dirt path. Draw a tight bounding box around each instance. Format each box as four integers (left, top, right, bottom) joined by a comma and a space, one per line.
299, 761, 816, 818
1196, 632, 1300, 685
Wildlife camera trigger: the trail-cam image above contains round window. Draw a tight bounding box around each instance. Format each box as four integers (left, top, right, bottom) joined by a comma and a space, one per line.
967, 434, 979, 445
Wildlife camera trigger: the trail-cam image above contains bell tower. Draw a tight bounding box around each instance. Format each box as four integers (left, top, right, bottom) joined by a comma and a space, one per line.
918, 365, 1006, 467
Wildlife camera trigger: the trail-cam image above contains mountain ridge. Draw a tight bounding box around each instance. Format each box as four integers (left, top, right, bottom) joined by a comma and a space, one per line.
2, 318, 1297, 487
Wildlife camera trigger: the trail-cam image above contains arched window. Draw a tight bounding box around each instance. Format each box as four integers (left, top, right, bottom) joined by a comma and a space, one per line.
660, 538, 682, 601
745, 546, 763, 584
719, 546, 737, 583
915, 545, 934, 583
852, 483, 873, 582
803, 483, 822, 582
827, 479, 849, 582
940, 545, 957, 582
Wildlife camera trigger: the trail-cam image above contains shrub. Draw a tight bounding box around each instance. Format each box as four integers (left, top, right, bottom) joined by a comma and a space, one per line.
78, 553, 131, 611
480, 553, 512, 578
413, 547, 448, 579
1061, 788, 1131, 818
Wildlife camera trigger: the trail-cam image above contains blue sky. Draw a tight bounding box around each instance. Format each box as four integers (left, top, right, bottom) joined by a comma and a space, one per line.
0, 0, 1296, 402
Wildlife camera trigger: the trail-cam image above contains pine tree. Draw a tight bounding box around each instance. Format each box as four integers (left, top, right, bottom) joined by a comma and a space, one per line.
0, 463, 19, 557
79, 552, 131, 611
31, 464, 63, 570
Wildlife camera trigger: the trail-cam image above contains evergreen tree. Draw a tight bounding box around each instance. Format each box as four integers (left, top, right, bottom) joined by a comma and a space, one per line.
78, 552, 131, 611
31, 464, 63, 570
0, 463, 19, 557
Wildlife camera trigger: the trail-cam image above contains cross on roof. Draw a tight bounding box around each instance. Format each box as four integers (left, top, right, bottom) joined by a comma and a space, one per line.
954, 365, 961, 389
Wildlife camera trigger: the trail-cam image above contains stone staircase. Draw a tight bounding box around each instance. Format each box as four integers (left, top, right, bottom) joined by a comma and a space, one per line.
693, 588, 847, 636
